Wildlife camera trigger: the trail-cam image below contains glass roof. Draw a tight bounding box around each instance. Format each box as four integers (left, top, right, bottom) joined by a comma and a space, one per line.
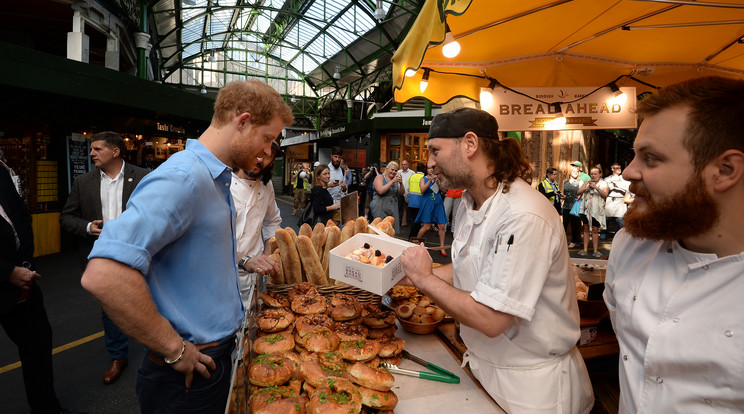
150, 0, 418, 99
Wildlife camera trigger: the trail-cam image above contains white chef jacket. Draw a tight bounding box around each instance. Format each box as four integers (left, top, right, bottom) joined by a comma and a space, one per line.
452, 179, 594, 414
231, 173, 282, 307
605, 230, 744, 413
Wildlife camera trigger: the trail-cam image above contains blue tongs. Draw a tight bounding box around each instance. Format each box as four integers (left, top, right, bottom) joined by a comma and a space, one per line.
382, 350, 460, 383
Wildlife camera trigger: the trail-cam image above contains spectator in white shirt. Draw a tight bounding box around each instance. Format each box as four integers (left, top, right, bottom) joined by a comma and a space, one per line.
605, 76, 744, 413
326, 146, 347, 222
399, 159, 415, 226
59, 131, 148, 385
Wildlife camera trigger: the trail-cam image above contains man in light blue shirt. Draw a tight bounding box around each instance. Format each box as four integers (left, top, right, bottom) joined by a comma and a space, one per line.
81, 80, 294, 414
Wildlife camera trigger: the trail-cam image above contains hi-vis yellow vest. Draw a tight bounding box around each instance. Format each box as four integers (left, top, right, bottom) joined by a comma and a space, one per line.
408, 172, 425, 195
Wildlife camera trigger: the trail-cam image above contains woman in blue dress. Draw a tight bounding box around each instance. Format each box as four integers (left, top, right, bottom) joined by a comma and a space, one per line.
415, 166, 448, 256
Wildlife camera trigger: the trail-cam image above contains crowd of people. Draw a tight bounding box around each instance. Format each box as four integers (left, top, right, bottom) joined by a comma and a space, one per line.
3, 76, 743, 414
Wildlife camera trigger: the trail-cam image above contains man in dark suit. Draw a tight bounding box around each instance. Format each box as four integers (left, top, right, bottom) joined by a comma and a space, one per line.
60, 131, 148, 385
0, 159, 63, 413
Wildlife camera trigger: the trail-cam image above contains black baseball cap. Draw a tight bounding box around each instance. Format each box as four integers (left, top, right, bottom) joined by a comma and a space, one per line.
428, 107, 499, 139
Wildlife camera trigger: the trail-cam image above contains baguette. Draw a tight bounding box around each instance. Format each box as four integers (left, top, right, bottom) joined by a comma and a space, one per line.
311, 222, 326, 257
267, 236, 277, 254
299, 223, 313, 239
268, 250, 284, 284
382, 216, 395, 227
354, 216, 369, 236
275, 228, 302, 284
297, 235, 327, 285
326, 219, 337, 227
322, 226, 342, 282
370, 217, 382, 227
377, 221, 395, 238
340, 220, 356, 244
285, 227, 298, 245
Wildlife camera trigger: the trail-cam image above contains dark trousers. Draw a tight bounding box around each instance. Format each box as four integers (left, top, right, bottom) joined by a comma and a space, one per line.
407, 206, 421, 240
102, 309, 129, 359
563, 208, 582, 244
0, 284, 61, 414
137, 337, 235, 414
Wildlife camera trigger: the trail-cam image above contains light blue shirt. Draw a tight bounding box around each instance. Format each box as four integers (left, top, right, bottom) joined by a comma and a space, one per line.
89, 139, 243, 344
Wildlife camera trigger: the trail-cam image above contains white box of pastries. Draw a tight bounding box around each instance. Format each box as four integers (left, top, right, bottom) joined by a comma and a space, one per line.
329, 232, 415, 295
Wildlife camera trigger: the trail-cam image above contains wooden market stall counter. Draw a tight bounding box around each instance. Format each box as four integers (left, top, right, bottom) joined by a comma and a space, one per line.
392, 323, 506, 413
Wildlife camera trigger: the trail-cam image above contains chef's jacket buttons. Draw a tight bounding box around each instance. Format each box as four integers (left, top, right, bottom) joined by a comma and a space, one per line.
656, 377, 664, 384
702, 264, 709, 270
672, 317, 679, 323
667, 248, 673, 253
704, 399, 712, 405
622, 355, 628, 361
725, 329, 734, 337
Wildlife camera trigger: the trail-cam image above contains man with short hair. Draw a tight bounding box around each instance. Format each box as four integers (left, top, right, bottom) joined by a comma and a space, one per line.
406, 163, 426, 240
399, 160, 414, 226
605, 76, 744, 413
232, 140, 283, 308
60, 131, 149, 385
81, 80, 293, 413
538, 167, 563, 215
327, 146, 347, 223
400, 108, 593, 413
571, 160, 591, 182
603, 163, 629, 237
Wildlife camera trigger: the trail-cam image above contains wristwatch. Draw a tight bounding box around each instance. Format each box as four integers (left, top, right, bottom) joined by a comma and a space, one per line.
238, 255, 252, 270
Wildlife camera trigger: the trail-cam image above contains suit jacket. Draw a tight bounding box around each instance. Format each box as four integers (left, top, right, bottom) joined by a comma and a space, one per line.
60, 162, 148, 255
0, 166, 34, 313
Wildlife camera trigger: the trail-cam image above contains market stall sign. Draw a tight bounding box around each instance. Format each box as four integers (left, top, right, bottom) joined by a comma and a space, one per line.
489, 87, 636, 132
286, 144, 310, 159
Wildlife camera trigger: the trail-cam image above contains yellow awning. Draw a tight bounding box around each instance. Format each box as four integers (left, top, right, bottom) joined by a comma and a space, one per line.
393, 0, 744, 105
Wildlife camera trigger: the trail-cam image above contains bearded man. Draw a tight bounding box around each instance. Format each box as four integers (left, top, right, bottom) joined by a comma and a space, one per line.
81, 80, 293, 413
399, 108, 594, 413
605, 76, 744, 413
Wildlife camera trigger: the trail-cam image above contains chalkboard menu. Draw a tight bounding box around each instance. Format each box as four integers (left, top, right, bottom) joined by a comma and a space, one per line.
66, 134, 90, 193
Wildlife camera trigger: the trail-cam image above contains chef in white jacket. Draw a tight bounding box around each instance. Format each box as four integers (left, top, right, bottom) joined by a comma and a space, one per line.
232, 140, 282, 308
400, 108, 594, 414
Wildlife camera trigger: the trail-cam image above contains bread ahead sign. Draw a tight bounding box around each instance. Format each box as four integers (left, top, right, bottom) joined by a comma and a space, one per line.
488, 87, 637, 131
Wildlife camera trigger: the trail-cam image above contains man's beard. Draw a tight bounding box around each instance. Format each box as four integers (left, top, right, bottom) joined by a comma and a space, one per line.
624, 172, 719, 241
437, 147, 473, 189
331, 159, 340, 168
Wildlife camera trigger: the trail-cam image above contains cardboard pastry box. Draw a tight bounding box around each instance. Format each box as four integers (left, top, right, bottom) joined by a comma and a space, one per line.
329, 233, 416, 296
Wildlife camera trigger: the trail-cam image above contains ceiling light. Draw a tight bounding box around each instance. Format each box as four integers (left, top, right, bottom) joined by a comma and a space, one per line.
550, 102, 566, 127
405, 68, 417, 77
479, 79, 499, 111
346, 99, 354, 109
333, 65, 341, 80
183, 0, 196, 5
442, 23, 461, 58
374, 0, 386, 21
608, 81, 624, 97
420, 68, 430, 93
200, 85, 207, 94
291, 95, 297, 103
208, 50, 216, 63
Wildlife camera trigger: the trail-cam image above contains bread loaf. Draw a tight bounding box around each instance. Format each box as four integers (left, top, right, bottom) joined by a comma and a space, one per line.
275, 228, 302, 284
311, 222, 326, 257
340, 220, 356, 244
299, 223, 313, 239
268, 250, 284, 284
323, 226, 342, 282
297, 235, 328, 285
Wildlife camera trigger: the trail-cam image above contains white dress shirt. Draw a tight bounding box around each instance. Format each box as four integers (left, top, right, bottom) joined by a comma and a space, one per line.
99, 161, 125, 226
231, 173, 281, 308
603, 174, 629, 217
453, 179, 594, 413
605, 230, 744, 413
